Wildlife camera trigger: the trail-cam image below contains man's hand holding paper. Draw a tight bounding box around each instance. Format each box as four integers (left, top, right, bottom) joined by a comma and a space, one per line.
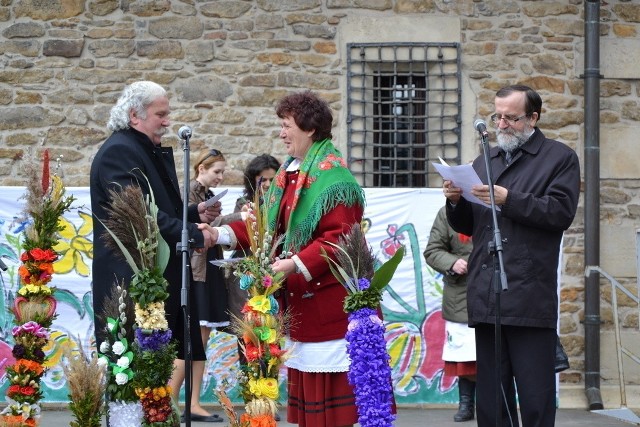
433, 160, 487, 207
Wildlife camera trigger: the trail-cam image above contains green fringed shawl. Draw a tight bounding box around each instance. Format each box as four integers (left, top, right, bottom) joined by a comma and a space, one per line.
264, 138, 365, 254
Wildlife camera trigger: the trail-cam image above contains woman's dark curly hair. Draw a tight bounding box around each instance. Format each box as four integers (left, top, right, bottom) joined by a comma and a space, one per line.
275, 90, 333, 141
243, 154, 281, 200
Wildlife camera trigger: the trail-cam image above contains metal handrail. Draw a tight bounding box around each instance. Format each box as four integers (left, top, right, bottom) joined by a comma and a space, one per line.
584, 264, 639, 409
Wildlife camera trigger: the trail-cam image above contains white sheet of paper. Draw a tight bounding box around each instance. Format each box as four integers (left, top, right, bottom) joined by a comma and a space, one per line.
204, 188, 228, 208
432, 160, 498, 209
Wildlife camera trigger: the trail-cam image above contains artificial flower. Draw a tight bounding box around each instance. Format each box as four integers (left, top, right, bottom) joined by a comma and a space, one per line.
248, 295, 271, 314
99, 341, 111, 353
248, 378, 279, 400
112, 341, 126, 356
115, 372, 129, 385
116, 356, 131, 369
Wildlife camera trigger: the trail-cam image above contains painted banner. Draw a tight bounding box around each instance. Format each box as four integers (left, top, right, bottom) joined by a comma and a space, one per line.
0, 186, 455, 405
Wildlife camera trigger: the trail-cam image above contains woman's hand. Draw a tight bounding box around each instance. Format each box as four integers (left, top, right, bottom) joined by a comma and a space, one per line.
271, 258, 297, 277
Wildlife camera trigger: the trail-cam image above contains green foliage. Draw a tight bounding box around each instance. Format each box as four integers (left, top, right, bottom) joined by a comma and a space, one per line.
129, 268, 169, 308
68, 392, 104, 427
133, 342, 177, 389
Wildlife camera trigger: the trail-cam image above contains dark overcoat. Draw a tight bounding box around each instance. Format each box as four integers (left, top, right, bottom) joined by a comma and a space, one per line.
447, 128, 580, 329
90, 128, 204, 359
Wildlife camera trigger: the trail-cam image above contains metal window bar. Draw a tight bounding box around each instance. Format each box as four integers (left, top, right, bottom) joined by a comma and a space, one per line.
346, 42, 461, 187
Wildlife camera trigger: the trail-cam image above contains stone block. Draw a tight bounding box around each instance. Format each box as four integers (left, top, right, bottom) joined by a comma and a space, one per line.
600, 127, 640, 179
2, 22, 45, 38
43, 39, 84, 57
577, 38, 640, 79
600, 224, 638, 277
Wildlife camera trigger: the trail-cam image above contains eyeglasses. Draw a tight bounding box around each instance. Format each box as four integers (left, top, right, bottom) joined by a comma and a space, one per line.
490, 113, 528, 126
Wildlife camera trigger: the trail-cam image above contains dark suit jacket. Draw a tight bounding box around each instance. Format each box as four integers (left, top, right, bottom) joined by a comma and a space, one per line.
90, 127, 204, 358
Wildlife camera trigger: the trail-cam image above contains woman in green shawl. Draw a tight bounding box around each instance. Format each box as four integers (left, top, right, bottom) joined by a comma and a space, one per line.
212, 91, 364, 427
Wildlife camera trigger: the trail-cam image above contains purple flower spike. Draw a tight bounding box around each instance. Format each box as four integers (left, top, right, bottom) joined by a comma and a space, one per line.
135, 328, 172, 352
345, 307, 395, 427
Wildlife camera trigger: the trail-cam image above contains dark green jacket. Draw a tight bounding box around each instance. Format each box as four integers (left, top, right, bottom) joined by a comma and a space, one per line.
423, 206, 473, 323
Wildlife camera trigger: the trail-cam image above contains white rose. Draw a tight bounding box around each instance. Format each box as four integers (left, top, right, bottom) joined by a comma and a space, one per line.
115, 372, 129, 385
116, 356, 130, 369
97, 357, 108, 368
112, 341, 126, 355
99, 341, 111, 353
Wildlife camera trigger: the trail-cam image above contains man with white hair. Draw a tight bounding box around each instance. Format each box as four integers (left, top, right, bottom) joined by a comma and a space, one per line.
90, 81, 221, 422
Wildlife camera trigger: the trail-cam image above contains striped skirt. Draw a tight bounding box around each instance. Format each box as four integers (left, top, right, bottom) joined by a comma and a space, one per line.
286, 368, 358, 427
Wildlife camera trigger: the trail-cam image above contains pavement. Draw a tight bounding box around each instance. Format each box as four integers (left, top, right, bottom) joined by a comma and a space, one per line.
39, 406, 640, 426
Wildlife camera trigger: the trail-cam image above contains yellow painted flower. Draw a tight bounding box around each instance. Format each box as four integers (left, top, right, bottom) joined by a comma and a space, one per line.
248, 377, 279, 400
53, 212, 93, 276
248, 295, 271, 314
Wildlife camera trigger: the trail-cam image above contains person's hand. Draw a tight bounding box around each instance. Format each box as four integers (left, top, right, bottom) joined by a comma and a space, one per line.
271, 258, 297, 277
471, 184, 508, 206
197, 223, 218, 250
198, 201, 222, 223
443, 180, 462, 204
450, 258, 468, 275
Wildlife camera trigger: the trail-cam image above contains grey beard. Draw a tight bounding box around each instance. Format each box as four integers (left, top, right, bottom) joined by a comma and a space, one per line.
496, 129, 529, 154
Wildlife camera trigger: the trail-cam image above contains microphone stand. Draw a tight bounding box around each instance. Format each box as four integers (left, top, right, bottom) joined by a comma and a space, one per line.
478, 130, 509, 427
178, 132, 193, 427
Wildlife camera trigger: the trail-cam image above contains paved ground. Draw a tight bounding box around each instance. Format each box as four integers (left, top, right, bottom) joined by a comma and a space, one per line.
40, 406, 640, 426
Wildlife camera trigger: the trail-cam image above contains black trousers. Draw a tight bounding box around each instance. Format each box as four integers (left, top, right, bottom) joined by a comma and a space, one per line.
475, 323, 557, 427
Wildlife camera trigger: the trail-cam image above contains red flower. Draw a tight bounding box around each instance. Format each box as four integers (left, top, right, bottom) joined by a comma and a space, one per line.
20, 252, 30, 262
268, 344, 284, 357
7, 385, 20, 397
274, 171, 286, 188
245, 343, 262, 362
318, 160, 332, 170
30, 248, 57, 262
20, 386, 36, 396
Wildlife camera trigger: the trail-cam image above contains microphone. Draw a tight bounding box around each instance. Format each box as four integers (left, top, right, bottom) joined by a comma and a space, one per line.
474, 119, 489, 137
178, 125, 192, 140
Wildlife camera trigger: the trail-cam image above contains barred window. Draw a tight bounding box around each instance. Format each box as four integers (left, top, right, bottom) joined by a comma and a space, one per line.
346, 42, 462, 188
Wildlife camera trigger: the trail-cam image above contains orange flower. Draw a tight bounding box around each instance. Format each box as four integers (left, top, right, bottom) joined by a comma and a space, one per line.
18, 265, 31, 281
240, 413, 277, 427
15, 359, 45, 376
38, 263, 54, 274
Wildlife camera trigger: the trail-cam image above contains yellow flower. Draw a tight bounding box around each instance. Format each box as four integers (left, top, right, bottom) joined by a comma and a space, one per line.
18, 284, 52, 297
248, 378, 279, 400
248, 295, 271, 314
53, 212, 93, 276
134, 302, 168, 330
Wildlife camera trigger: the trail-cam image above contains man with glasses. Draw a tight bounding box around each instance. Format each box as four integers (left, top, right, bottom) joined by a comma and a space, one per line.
442, 85, 580, 427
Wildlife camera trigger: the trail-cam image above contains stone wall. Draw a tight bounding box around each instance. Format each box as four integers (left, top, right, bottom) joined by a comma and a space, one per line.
1, 0, 640, 395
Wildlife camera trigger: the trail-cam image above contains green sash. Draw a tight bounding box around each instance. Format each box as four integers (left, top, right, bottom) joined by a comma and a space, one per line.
264, 138, 365, 253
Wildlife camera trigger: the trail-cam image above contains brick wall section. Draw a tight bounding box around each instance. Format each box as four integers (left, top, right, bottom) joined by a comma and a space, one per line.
1, 0, 640, 386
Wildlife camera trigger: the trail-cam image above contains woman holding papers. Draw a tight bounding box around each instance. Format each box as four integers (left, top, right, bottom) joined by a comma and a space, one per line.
186, 148, 241, 423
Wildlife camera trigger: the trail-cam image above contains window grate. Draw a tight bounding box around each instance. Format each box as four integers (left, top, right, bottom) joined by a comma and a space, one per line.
346, 42, 462, 187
